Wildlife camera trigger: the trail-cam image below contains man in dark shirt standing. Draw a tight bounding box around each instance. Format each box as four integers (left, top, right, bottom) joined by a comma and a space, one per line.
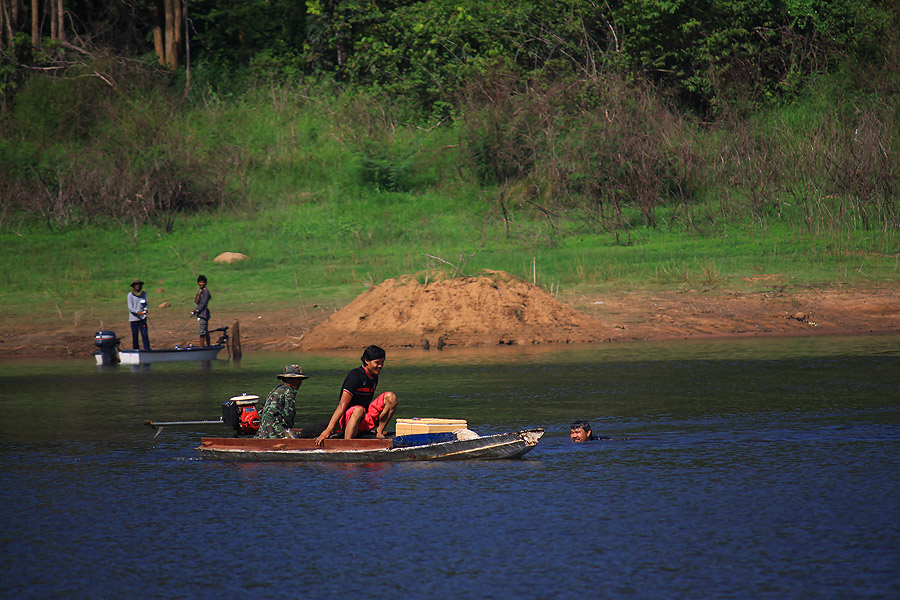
191, 274, 211, 347
315, 345, 398, 446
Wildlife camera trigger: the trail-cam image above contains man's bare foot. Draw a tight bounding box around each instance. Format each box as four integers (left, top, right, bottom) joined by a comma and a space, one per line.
375, 431, 386, 439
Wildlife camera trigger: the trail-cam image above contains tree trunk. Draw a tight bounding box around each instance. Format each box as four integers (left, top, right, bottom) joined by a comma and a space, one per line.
150, 1, 164, 65
163, 0, 176, 68
0, 1, 7, 49
184, 0, 190, 94
173, 0, 181, 48
1, 2, 7, 48
50, 0, 56, 39
150, 0, 183, 67
30, 0, 38, 49
55, 0, 63, 42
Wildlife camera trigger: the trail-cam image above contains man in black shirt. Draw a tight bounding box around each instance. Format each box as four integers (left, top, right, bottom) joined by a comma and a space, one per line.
191, 275, 211, 347
315, 345, 398, 446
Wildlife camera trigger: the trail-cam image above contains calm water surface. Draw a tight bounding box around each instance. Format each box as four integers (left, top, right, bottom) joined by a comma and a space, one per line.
1, 335, 898, 599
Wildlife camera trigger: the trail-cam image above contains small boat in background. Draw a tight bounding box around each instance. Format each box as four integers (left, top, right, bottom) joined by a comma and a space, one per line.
93, 329, 227, 365
104, 345, 225, 365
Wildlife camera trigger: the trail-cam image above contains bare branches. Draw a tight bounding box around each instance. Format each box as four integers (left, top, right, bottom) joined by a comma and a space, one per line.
425, 251, 476, 279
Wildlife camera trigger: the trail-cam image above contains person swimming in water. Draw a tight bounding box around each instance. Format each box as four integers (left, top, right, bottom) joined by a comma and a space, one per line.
569, 420, 610, 442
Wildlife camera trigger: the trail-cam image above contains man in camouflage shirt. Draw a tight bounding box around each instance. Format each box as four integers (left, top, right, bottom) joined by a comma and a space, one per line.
255, 364, 310, 438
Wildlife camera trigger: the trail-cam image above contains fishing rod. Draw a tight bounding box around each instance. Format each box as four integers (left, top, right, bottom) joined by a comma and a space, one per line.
176, 313, 194, 335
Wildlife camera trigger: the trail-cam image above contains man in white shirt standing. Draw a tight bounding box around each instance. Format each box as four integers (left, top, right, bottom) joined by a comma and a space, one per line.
127, 279, 151, 350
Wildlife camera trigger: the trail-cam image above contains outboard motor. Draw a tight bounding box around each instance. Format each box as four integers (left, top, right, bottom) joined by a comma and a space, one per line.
94, 331, 119, 366
222, 394, 261, 436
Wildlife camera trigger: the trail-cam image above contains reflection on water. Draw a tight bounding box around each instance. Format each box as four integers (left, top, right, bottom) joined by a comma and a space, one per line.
1, 334, 898, 598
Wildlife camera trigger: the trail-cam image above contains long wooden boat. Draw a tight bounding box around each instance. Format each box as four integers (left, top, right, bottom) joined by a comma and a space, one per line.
196, 428, 544, 462
94, 345, 224, 365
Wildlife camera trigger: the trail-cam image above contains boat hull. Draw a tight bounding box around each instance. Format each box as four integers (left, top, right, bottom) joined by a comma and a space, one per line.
95, 345, 224, 365
197, 428, 544, 462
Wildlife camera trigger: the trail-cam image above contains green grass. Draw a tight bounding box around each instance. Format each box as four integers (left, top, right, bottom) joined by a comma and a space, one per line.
2, 200, 897, 323
2, 80, 898, 323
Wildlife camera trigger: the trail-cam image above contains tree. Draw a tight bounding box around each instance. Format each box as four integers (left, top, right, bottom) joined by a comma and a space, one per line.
0, 1, 16, 48
53, 0, 63, 43
151, 0, 185, 67
0, 0, 65, 49
30, 0, 36, 48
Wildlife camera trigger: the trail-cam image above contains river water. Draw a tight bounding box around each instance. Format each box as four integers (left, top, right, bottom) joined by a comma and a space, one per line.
1, 335, 898, 599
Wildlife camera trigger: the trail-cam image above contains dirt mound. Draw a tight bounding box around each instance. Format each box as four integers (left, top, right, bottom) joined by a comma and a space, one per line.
299, 270, 614, 350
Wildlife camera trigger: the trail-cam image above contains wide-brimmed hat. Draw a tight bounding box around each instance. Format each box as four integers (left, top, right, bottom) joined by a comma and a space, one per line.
277, 364, 309, 380
131, 279, 144, 287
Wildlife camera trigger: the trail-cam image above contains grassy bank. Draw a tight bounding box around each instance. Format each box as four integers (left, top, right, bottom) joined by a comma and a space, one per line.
2, 199, 897, 323
2, 77, 898, 323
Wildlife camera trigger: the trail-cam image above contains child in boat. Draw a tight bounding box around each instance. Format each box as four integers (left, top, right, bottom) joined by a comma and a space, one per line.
315, 345, 398, 446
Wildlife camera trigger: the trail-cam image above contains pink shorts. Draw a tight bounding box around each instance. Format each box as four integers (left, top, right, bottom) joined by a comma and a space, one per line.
339, 392, 387, 433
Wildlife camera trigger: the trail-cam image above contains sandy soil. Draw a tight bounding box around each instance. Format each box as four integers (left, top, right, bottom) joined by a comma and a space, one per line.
1, 270, 898, 359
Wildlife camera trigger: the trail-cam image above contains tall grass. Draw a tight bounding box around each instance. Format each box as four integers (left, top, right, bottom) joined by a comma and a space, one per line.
1, 73, 898, 320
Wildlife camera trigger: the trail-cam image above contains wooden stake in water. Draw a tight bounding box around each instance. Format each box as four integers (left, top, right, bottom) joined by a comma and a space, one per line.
232, 320, 242, 361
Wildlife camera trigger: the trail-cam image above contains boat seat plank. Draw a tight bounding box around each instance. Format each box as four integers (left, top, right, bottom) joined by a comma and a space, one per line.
391, 432, 457, 448
199, 437, 393, 451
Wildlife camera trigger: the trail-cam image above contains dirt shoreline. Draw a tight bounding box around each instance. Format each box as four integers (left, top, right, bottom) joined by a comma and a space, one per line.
1, 283, 897, 360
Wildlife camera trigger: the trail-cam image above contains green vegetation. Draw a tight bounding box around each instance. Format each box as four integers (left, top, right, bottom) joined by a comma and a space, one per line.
1, 1, 898, 320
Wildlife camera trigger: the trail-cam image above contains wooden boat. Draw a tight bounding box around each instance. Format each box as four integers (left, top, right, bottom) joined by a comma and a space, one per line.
196, 428, 544, 462
94, 345, 224, 365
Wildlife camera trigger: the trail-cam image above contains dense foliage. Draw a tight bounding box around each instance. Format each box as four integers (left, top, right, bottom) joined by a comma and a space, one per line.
0, 0, 897, 244
3, 1, 896, 108
180, 0, 897, 112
